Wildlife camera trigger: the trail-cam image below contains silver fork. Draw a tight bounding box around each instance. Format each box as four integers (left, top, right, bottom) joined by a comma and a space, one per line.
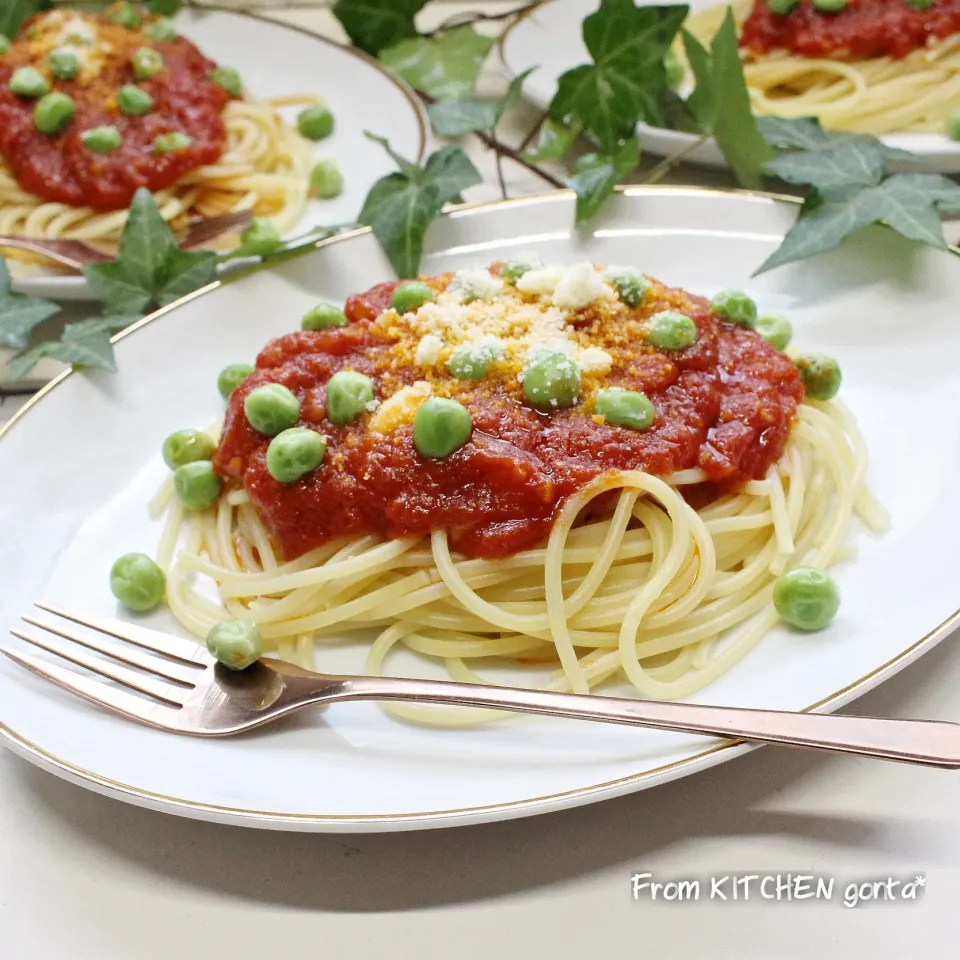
4, 603, 960, 768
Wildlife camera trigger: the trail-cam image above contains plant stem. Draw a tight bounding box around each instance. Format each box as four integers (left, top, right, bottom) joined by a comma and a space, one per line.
495, 150, 508, 200
518, 109, 548, 152
642, 133, 712, 186
425, 2, 544, 38
475, 127, 566, 189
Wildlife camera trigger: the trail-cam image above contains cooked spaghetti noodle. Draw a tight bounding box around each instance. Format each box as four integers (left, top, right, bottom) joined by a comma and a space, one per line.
142, 262, 887, 725
685, 0, 960, 135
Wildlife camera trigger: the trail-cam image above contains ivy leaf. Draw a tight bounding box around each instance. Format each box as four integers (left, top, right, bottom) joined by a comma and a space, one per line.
333, 0, 426, 56
380, 26, 494, 100
523, 118, 581, 164
0, 0, 44, 37
764, 139, 887, 195
83, 188, 218, 315
359, 138, 481, 277
756, 173, 960, 273
145, 0, 182, 15
708, 8, 774, 190
549, 0, 688, 153
420, 145, 483, 205
9, 314, 139, 381
756, 116, 914, 161
157, 248, 219, 306
569, 138, 641, 226
681, 28, 715, 131
0, 257, 60, 350
427, 68, 535, 138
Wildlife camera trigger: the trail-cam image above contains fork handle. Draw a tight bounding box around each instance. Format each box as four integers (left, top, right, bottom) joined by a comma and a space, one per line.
335, 676, 960, 769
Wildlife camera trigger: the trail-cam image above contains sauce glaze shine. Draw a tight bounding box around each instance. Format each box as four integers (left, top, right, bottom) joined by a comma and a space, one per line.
215, 273, 804, 561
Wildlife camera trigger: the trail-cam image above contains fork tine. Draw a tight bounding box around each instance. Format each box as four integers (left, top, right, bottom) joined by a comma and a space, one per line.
10, 628, 186, 707
1, 646, 184, 731
35, 602, 209, 666
21, 615, 202, 688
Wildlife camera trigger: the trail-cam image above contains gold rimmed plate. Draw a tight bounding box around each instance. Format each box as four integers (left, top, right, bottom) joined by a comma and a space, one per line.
2, 186, 959, 832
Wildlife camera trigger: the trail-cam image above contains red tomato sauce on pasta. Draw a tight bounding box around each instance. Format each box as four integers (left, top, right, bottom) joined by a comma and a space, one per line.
0, 13, 231, 210
740, 0, 960, 60
214, 273, 804, 561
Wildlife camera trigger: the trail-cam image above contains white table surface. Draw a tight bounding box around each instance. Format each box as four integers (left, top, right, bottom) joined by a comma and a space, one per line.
2, 4, 959, 957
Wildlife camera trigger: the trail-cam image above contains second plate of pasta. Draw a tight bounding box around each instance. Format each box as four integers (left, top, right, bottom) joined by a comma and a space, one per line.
502, 0, 960, 172
5, 5, 428, 300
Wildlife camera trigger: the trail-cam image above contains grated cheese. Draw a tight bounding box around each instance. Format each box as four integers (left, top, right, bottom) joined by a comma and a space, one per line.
415, 334, 445, 367
368, 381, 432, 434
448, 268, 503, 303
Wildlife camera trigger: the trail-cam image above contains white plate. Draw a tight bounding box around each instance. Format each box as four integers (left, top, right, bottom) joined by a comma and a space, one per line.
8, 8, 428, 302
501, 0, 960, 173
2, 187, 960, 832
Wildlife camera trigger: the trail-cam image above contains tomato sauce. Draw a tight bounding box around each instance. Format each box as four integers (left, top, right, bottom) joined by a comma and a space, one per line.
740, 0, 960, 60
214, 274, 804, 561
0, 13, 231, 210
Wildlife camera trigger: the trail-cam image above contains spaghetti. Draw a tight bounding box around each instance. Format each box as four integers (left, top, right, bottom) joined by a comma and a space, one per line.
144, 262, 887, 724
0, 6, 319, 253
685, 0, 960, 135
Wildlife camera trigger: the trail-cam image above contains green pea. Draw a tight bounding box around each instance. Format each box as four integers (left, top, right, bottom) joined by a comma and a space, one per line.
310, 158, 344, 199
34, 93, 75, 135
711, 289, 757, 329
173, 460, 222, 511
647, 311, 697, 351
108, 2, 142, 29
767, 0, 798, 12
244, 383, 300, 435
162, 429, 216, 470
217, 363, 255, 399
238, 218, 282, 257
298, 104, 334, 141
326, 370, 375, 425
132, 47, 164, 81
756, 313, 792, 351
595, 388, 655, 431
795, 353, 841, 401
906, 0, 933, 7
522, 349, 581, 411
210, 65, 242, 97
946, 109, 960, 142
605, 267, 649, 308
9, 67, 49, 99
117, 84, 153, 116
0, 35, 10, 56
206, 621, 262, 671
390, 281, 435, 314
266, 427, 327, 483
812, 0, 846, 9
144, 17, 177, 43
447, 342, 498, 381
301, 302, 348, 330
49, 50, 80, 80
110, 553, 166, 613
82, 125, 122, 154
773, 567, 840, 631
110, 560, 162, 612
413, 398, 473, 459
501, 258, 537, 285
664, 48, 684, 91
154, 131, 191, 154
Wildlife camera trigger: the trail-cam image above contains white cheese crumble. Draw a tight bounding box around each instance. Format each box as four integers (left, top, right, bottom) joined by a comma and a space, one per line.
449, 268, 503, 303
577, 346, 613, 375
415, 334, 444, 367
58, 17, 97, 46
515, 265, 565, 297
552, 262, 606, 309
